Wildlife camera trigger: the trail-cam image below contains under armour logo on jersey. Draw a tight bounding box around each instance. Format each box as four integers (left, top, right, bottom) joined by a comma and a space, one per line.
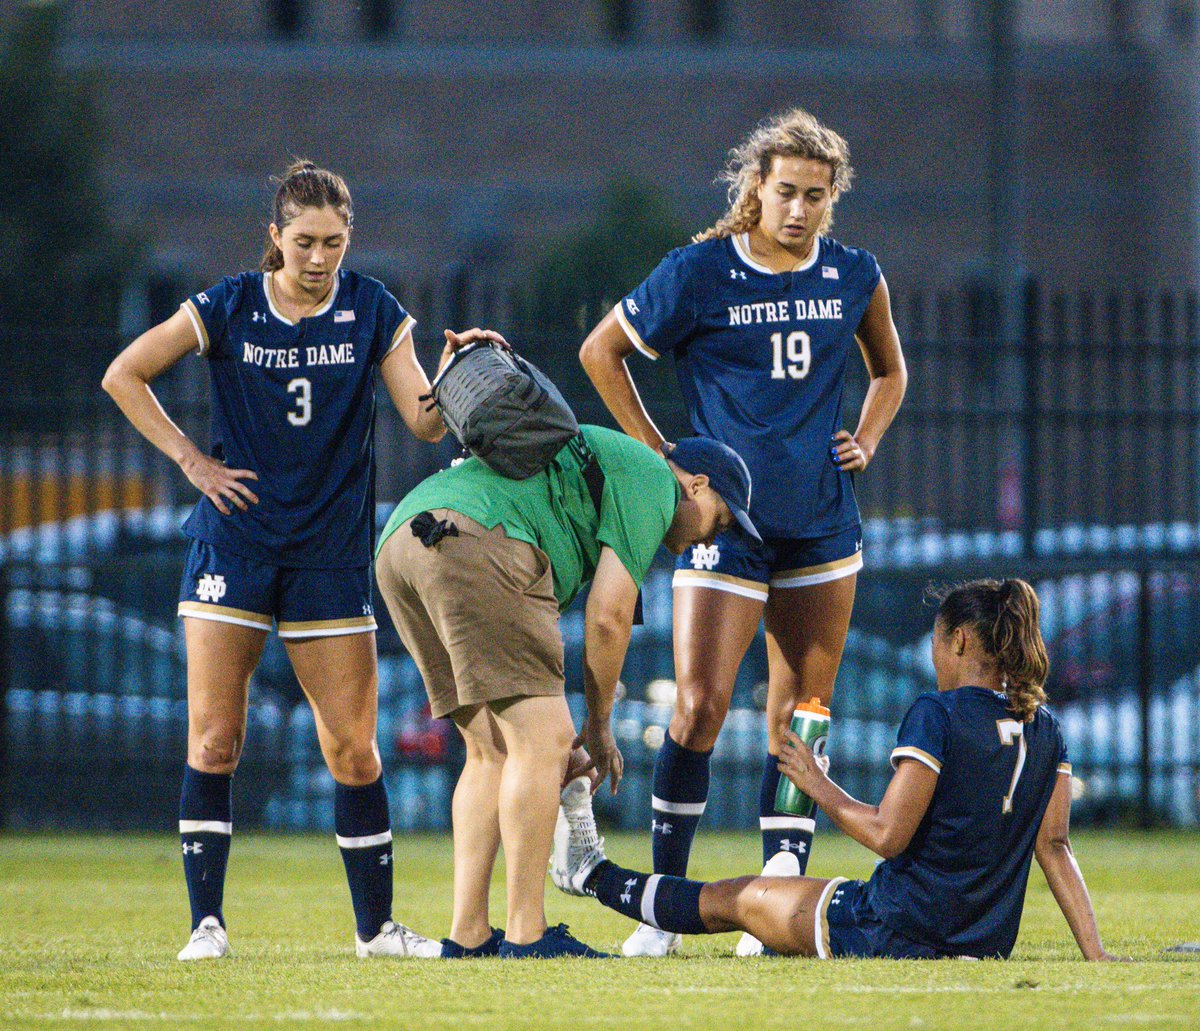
822, 266, 839, 279
379, 853, 391, 866
779, 838, 808, 855
251, 311, 267, 322
196, 574, 227, 604
196, 291, 210, 305
182, 842, 203, 855
690, 544, 720, 571
652, 820, 673, 835
334, 310, 356, 323
730, 268, 747, 280
362, 604, 373, 617
830, 890, 844, 905
620, 878, 638, 905
625, 298, 640, 316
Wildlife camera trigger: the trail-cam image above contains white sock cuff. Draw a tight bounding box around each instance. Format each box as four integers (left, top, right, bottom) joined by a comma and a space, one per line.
179, 820, 232, 835
651, 795, 706, 816
640, 874, 664, 929
335, 830, 393, 849
759, 816, 815, 832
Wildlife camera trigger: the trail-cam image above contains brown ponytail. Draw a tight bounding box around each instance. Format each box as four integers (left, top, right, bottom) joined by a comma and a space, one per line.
260, 159, 354, 272
932, 578, 1049, 722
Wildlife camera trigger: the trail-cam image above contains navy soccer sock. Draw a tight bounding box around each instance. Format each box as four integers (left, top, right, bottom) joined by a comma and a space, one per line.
650, 731, 711, 877
335, 776, 394, 941
179, 764, 233, 931
584, 860, 708, 936
759, 752, 815, 873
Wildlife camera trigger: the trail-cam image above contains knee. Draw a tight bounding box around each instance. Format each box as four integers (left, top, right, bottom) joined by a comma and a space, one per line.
190, 729, 243, 774
670, 687, 731, 751
324, 735, 382, 786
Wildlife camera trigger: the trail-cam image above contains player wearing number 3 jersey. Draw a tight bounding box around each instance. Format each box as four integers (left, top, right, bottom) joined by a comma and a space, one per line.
102, 160, 484, 961
580, 108, 907, 956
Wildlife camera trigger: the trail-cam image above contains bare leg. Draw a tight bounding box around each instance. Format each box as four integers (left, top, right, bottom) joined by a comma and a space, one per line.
669, 587, 765, 750
763, 574, 857, 751
489, 694, 575, 944
447, 703, 507, 948
185, 618, 267, 773
699, 874, 830, 956
285, 632, 382, 785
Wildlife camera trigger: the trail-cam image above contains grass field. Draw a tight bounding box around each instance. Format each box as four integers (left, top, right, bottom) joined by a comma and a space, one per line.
2, 829, 1198, 1030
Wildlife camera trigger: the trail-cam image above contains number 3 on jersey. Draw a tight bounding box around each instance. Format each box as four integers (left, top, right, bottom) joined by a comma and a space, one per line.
770, 330, 811, 380
996, 719, 1027, 814
287, 377, 312, 426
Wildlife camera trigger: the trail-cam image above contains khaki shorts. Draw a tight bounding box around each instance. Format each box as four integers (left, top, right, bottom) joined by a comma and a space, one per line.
375, 509, 565, 719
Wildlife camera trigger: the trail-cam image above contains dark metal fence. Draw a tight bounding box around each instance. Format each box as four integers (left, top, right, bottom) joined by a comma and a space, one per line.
2, 284, 1199, 831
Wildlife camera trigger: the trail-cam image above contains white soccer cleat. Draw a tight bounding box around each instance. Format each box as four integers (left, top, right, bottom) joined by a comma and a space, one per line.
622, 923, 681, 957
736, 850, 802, 956
177, 915, 230, 961
549, 775, 606, 896
356, 920, 443, 958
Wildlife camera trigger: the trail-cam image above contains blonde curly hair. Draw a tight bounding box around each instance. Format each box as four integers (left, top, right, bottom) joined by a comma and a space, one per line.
694, 108, 854, 244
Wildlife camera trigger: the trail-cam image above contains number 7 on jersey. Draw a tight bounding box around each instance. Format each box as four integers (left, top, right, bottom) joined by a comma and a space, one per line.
996, 719, 1027, 814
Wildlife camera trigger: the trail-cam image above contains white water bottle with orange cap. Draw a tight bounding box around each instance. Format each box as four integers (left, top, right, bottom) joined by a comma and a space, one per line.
773, 697, 831, 818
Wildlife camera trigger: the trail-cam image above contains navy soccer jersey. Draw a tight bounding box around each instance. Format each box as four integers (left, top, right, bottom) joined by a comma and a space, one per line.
180, 269, 413, 568
616, 233, 880, 539
864, 687, 1072, 959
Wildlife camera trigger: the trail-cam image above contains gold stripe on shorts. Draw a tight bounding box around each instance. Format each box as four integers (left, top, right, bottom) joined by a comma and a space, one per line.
178, 601, 272, 629
672, 569, 769, 595
771, 552, 863, 587
815, 877, 849, 960
276, 615, 377, 638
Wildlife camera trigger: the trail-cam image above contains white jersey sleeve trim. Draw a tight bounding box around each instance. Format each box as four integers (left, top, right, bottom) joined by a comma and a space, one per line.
613, 302, 660, 360
890, 746, 943, 774
381, 314, 416, 362
181, 300, 209, 356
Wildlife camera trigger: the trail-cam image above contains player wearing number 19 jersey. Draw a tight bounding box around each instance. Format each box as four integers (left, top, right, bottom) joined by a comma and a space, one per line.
616, 230, 879, 541
579, 108, 907, 958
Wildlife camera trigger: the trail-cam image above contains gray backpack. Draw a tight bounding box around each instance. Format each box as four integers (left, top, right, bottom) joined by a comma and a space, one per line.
426, 341, 582, 480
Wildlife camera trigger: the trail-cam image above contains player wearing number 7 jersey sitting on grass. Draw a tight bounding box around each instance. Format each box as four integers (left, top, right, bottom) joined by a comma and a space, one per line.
579, 107, 906, 957
103, 160, 484, 961
552, 579, 1119, 961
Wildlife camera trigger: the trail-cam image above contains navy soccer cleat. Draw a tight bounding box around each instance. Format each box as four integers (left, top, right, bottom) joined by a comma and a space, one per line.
498, 924, 611, 959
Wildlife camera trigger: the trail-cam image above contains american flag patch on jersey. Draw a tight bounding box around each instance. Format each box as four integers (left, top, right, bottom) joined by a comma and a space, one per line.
334, 310, 355, 323
822, 266, 839, 280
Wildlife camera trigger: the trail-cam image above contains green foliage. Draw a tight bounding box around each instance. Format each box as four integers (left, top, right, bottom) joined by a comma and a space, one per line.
512, 182, 692, 432
1, 830, 1198, 1029
0, 1, 123, 397
515, 181, 687, 342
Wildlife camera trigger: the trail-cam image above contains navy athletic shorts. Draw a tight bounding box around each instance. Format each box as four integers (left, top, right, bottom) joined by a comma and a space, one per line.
674, 523, 862, 601
177, 539, 377, 638
818, 878, 943, 960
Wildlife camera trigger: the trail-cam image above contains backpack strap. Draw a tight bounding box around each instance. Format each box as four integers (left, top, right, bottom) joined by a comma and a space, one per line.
570, 433, 643, 626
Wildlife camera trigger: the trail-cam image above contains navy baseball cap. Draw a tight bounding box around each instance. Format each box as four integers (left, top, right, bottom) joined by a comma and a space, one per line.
667, 437, 761, 542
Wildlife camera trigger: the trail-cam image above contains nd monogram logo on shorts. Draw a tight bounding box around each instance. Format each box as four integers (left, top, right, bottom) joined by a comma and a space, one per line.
196, 573, 228, 604
690, 543, 721, 571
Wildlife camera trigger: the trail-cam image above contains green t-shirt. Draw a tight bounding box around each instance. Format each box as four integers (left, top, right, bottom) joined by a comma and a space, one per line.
377, 425, 680, 610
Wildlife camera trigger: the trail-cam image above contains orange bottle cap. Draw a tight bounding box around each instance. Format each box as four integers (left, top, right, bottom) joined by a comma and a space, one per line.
794, 697, 830, 718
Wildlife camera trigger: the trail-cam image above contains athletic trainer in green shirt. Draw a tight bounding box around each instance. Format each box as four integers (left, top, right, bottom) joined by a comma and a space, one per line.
375, 426, 758, 959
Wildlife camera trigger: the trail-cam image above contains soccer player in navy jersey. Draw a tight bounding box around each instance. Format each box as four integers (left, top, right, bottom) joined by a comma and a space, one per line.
553, 579, 1118, 962
579, 108, 908, 955
103, 160, 493, 961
